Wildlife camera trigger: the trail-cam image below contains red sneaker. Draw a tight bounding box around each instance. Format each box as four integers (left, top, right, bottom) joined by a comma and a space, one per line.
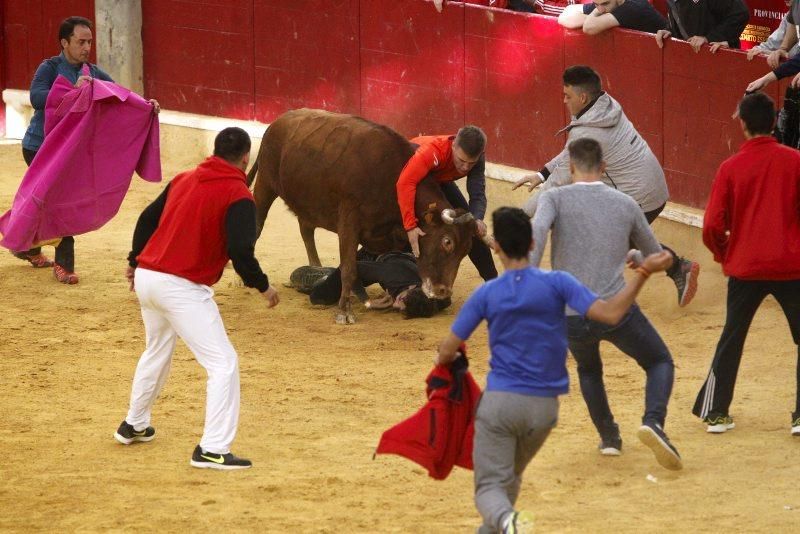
12, 251, 54, 268
53, 264, 79, 285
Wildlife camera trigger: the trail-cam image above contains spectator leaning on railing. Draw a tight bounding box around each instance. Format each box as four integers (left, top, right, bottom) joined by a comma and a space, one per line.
764, 0, 800, 69
746, 1, 799, 62
655, 0, 749, 53
559, 0, 669, 35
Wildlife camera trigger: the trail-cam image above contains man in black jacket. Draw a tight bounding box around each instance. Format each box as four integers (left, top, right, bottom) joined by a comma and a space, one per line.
655, 0, 749, 53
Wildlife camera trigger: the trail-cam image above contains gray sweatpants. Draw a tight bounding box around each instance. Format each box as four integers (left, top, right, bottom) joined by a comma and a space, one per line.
474, 391, 559, 533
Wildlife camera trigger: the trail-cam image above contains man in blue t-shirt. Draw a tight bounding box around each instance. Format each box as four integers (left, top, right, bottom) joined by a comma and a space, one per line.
436, 207, 672, 534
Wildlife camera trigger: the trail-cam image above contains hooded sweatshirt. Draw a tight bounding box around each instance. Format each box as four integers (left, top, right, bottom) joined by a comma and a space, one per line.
526, 93, 669, 215
135, 156, 256, 286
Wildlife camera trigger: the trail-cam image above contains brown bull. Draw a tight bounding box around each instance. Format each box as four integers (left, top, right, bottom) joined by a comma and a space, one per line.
248, 108, 476, 323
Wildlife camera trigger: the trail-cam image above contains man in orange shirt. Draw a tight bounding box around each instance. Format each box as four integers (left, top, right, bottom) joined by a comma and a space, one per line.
397, 125, 498, 281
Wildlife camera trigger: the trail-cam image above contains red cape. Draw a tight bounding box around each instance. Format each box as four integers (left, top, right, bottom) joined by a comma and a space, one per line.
375, 346, 482, 480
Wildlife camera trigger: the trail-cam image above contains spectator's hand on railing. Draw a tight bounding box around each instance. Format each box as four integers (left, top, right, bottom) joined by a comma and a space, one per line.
433, 0, 444, 12
767, 49, 789, 69
709, 41, 729, 54
655, 30, 671, 48
746, 72, 778, 93
511, 172, 544, 192
687, 36, 708, 53
747, 47, 765, 61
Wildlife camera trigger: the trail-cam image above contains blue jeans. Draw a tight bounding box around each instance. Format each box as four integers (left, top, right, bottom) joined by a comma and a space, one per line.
567, 304, 674, 438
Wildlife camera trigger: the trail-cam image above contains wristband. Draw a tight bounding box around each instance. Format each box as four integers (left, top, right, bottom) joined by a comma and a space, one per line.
634, 267, 651, 279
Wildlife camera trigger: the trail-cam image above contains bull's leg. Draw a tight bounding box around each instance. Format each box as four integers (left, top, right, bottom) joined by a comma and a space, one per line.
253, 170, 279, 239
298, 220, 322, 267
335, 212, 359, 325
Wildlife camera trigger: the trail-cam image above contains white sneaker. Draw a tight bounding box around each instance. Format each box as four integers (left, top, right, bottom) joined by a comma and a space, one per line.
792, 417, 800, 436
704, 414, 735, 434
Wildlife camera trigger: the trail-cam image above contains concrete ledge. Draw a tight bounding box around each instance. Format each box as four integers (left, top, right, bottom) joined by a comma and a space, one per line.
2, 88, 704, 228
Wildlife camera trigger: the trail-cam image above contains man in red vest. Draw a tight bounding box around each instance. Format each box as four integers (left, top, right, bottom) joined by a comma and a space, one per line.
114, 127, 279, 470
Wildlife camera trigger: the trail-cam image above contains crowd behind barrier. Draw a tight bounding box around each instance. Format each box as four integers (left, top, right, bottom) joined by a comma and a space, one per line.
1, 0, 793, 209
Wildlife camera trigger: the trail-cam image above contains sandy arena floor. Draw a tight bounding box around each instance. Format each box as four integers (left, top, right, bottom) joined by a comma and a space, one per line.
0, 141, 798, 533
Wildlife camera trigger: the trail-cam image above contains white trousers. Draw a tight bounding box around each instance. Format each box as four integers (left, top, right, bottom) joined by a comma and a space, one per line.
125, 268, 240, 454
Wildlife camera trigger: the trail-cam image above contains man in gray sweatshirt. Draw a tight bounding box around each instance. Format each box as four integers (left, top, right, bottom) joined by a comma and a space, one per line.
531, 138, 682, 471
516, 65, 699, 307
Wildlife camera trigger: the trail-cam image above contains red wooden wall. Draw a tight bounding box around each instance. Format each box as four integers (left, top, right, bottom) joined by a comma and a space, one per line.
2, 0, 96, 89
1, 0, 790, 210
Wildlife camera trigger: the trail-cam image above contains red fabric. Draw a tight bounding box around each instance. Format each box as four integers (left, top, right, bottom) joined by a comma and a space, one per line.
703, 136, 800, 280
397, 135, 464, 230
375, 347, 482, 480
136, 156, 253, 286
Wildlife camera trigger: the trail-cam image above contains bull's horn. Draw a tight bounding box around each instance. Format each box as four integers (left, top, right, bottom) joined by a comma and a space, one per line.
454, 212, 474, 224
441, 209, 474, 225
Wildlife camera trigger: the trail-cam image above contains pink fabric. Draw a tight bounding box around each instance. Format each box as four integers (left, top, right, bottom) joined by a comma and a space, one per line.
0, 74, 161, 251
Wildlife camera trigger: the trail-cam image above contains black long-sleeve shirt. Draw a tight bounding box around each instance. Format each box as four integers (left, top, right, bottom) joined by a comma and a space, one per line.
666, 0, 749, 48
128, 184, 269, 291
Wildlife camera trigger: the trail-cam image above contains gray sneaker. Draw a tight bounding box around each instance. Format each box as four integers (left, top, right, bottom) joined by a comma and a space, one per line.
669, 258, 700, 307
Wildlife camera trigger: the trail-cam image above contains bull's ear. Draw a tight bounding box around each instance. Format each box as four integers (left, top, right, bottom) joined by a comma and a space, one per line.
422, 210, 439, 226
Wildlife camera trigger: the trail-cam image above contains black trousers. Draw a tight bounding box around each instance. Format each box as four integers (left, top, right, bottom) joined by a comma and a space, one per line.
439, 182, 497, 281
692, 278, 800, 420
642, 203, 680, 278
21, 147, 75, 271
310, 253, 420, 305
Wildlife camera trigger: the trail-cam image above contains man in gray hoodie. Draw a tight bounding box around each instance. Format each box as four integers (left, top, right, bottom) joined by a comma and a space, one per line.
515, 65, 699, 307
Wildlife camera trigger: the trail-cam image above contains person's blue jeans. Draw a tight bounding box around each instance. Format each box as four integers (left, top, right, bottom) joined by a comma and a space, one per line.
567, 304, 674, 439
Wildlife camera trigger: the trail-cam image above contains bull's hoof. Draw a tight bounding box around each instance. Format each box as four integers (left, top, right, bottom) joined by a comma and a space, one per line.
335, 312, 356, 325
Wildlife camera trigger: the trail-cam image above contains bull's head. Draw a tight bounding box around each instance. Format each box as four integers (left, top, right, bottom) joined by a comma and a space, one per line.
416, 208, 476, 299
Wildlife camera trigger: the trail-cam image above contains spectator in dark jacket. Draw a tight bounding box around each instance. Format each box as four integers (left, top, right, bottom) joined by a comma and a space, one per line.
655, 0, 749, 53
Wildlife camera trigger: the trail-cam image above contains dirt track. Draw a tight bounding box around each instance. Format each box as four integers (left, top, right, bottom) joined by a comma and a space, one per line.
1, 141, 798, 532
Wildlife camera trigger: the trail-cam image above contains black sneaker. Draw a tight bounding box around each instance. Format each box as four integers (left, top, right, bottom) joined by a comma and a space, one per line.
114, 420, 155, 445
792, 415, 800, 437
190, 445, 252, 470
599, 434, 623, 456
288, 266, 336, 294
637, 422, 683, 471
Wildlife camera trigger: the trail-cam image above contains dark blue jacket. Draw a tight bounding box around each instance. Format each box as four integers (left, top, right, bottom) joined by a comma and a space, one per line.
22, 52, 113, 152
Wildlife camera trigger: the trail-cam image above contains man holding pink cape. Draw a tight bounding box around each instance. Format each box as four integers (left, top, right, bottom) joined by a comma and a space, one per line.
0, 16, 161, 284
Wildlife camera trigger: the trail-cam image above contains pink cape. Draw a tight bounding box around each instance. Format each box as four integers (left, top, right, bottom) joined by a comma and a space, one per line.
0, 74, 161, 251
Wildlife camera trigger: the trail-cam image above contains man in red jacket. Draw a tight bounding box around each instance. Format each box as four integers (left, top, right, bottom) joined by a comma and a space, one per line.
114, 128, 279, 469
693, 93, 800, 435
397, 126, 498, 281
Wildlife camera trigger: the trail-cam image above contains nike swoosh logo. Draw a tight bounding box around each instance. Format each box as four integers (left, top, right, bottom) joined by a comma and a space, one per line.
132, 429, 148, 436
433, 154, 439, 167
200, 454, 225, 464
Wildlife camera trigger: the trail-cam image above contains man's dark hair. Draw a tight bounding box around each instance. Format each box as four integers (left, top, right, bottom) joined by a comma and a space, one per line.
738, 93, 776, 136
455, 125, 487, 158
403, 289, 451, 319
59, 16, 92, 43
568, 138, 604, 173
563, 65, 602, 98
492, 207, 532, 260
214, 127, 251, 163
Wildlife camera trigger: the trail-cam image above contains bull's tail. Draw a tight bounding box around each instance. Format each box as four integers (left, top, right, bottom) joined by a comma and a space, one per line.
246, 159, 259, 189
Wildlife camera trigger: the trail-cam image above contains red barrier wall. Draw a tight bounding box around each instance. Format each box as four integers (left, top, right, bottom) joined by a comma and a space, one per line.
2, 0, 96, 89
3, 1, 793, 209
